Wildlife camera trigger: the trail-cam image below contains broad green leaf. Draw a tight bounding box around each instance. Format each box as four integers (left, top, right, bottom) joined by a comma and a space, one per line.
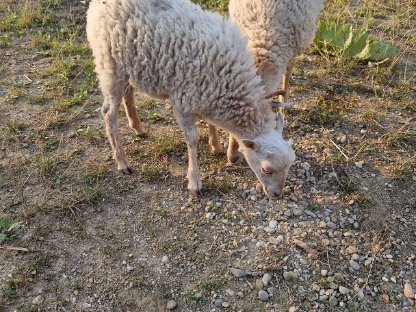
314, 22, 398, 62
355, 39, 398, 61
0, 218, 12, 230
314, 23, 353, 54
0, 233, 7, 244
344, 28, 369, 59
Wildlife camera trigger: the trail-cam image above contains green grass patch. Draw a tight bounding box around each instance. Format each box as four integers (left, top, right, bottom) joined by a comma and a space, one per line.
0, 217, 24, 244
192, 0, 228, 11
5, 120, 26, 133
150, 135, 183, 156
139, 163, 166, 182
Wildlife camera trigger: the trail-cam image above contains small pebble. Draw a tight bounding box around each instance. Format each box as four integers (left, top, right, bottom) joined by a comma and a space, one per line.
349, 260, 360, 271
262, 273, 272, 286
225, 288, 235, 297
354, 161, 364, 169
381, 294, 389, 303
166, 300, 177, 310
230, 268, 246, 278
339, 286, 350, 295
32, 295, 43, 305
258, 290, 269, 302
269, 220, 278, 228
329, 296, 338, 306
283, 271, 298, 281
404, 284, 415, 299
293, 209, 303, 216
214, 299, 223, 308
255, 279, 263, 290
346, 246, 357, 254
256, 241, 265, 248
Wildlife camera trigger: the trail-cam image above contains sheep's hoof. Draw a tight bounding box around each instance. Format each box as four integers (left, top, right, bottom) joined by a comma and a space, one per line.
211, 147, 225, 156
227, 152, 243, 164
190, 188, 202, 196
135, 131, 148, 138
118, 162, 133, 175
188, 180, 202, 196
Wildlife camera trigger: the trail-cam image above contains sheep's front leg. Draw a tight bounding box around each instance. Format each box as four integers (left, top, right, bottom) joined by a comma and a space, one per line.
227, 135, 243, 164
208, 124, 223, 155
280, 63, 293, 103
175, 113, 202, 195
102, 94, 132, 174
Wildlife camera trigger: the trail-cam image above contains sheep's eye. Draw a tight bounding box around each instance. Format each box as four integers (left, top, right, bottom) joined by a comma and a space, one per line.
261, 167, 272, 175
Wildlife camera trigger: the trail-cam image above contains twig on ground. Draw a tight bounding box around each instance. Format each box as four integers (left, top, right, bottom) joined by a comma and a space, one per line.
0, 245, 29, 252
328, 137, 350, 161
23, 75, 32, 83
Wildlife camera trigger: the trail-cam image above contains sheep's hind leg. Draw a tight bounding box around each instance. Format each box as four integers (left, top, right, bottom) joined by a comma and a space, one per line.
102, 85, 132, 174
208, 124, 223, 155
174, 111, 202, 195
123, 83, 148, 138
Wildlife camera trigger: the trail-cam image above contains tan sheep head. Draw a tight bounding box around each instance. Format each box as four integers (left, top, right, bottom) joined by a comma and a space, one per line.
239, 112, 295, 198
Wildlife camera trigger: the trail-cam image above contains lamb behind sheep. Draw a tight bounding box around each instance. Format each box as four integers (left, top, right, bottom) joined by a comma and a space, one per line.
229, 0, 324, 98
220, 0, 323, 164
86, 0, 295, 197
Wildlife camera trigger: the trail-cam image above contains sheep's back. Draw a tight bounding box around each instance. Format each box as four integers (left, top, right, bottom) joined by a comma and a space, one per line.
86, 0, 264, 118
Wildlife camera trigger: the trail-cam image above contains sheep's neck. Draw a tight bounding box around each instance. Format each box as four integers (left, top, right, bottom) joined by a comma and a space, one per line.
204, 104, 275, 140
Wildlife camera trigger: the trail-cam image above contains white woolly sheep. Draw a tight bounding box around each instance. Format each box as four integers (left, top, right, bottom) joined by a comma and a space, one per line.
86, 0, 295, 197
219, 0, 323, 164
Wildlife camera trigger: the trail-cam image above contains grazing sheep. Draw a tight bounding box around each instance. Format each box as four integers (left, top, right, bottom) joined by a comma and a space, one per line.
87, 0, 295, 197
220, 0, 323, 164
86, 0, 295, 197
228, 0, 324, 99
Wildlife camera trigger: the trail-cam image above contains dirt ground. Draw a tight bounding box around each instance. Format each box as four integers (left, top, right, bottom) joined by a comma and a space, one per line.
0, 0, 415, 311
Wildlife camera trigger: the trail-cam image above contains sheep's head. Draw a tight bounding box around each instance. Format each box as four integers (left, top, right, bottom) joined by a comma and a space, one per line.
239, 112, 295, 198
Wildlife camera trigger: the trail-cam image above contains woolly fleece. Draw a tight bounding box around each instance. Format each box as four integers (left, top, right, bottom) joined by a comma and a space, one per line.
86, 0, 275, 138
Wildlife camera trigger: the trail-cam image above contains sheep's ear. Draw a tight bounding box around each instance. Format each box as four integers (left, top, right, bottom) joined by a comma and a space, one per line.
276, 112, 284, 134
241, 139, 256, 150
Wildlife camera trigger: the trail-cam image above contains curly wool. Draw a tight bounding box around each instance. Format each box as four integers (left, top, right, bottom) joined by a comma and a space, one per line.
228, 0, 324, 94
86, 0, 275, 138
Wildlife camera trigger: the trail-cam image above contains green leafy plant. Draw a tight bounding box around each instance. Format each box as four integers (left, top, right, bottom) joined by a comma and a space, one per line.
188, 292, 203, 303
148, 110, 161, 122
314, 23, 397, 61
0, 217, 24, 244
